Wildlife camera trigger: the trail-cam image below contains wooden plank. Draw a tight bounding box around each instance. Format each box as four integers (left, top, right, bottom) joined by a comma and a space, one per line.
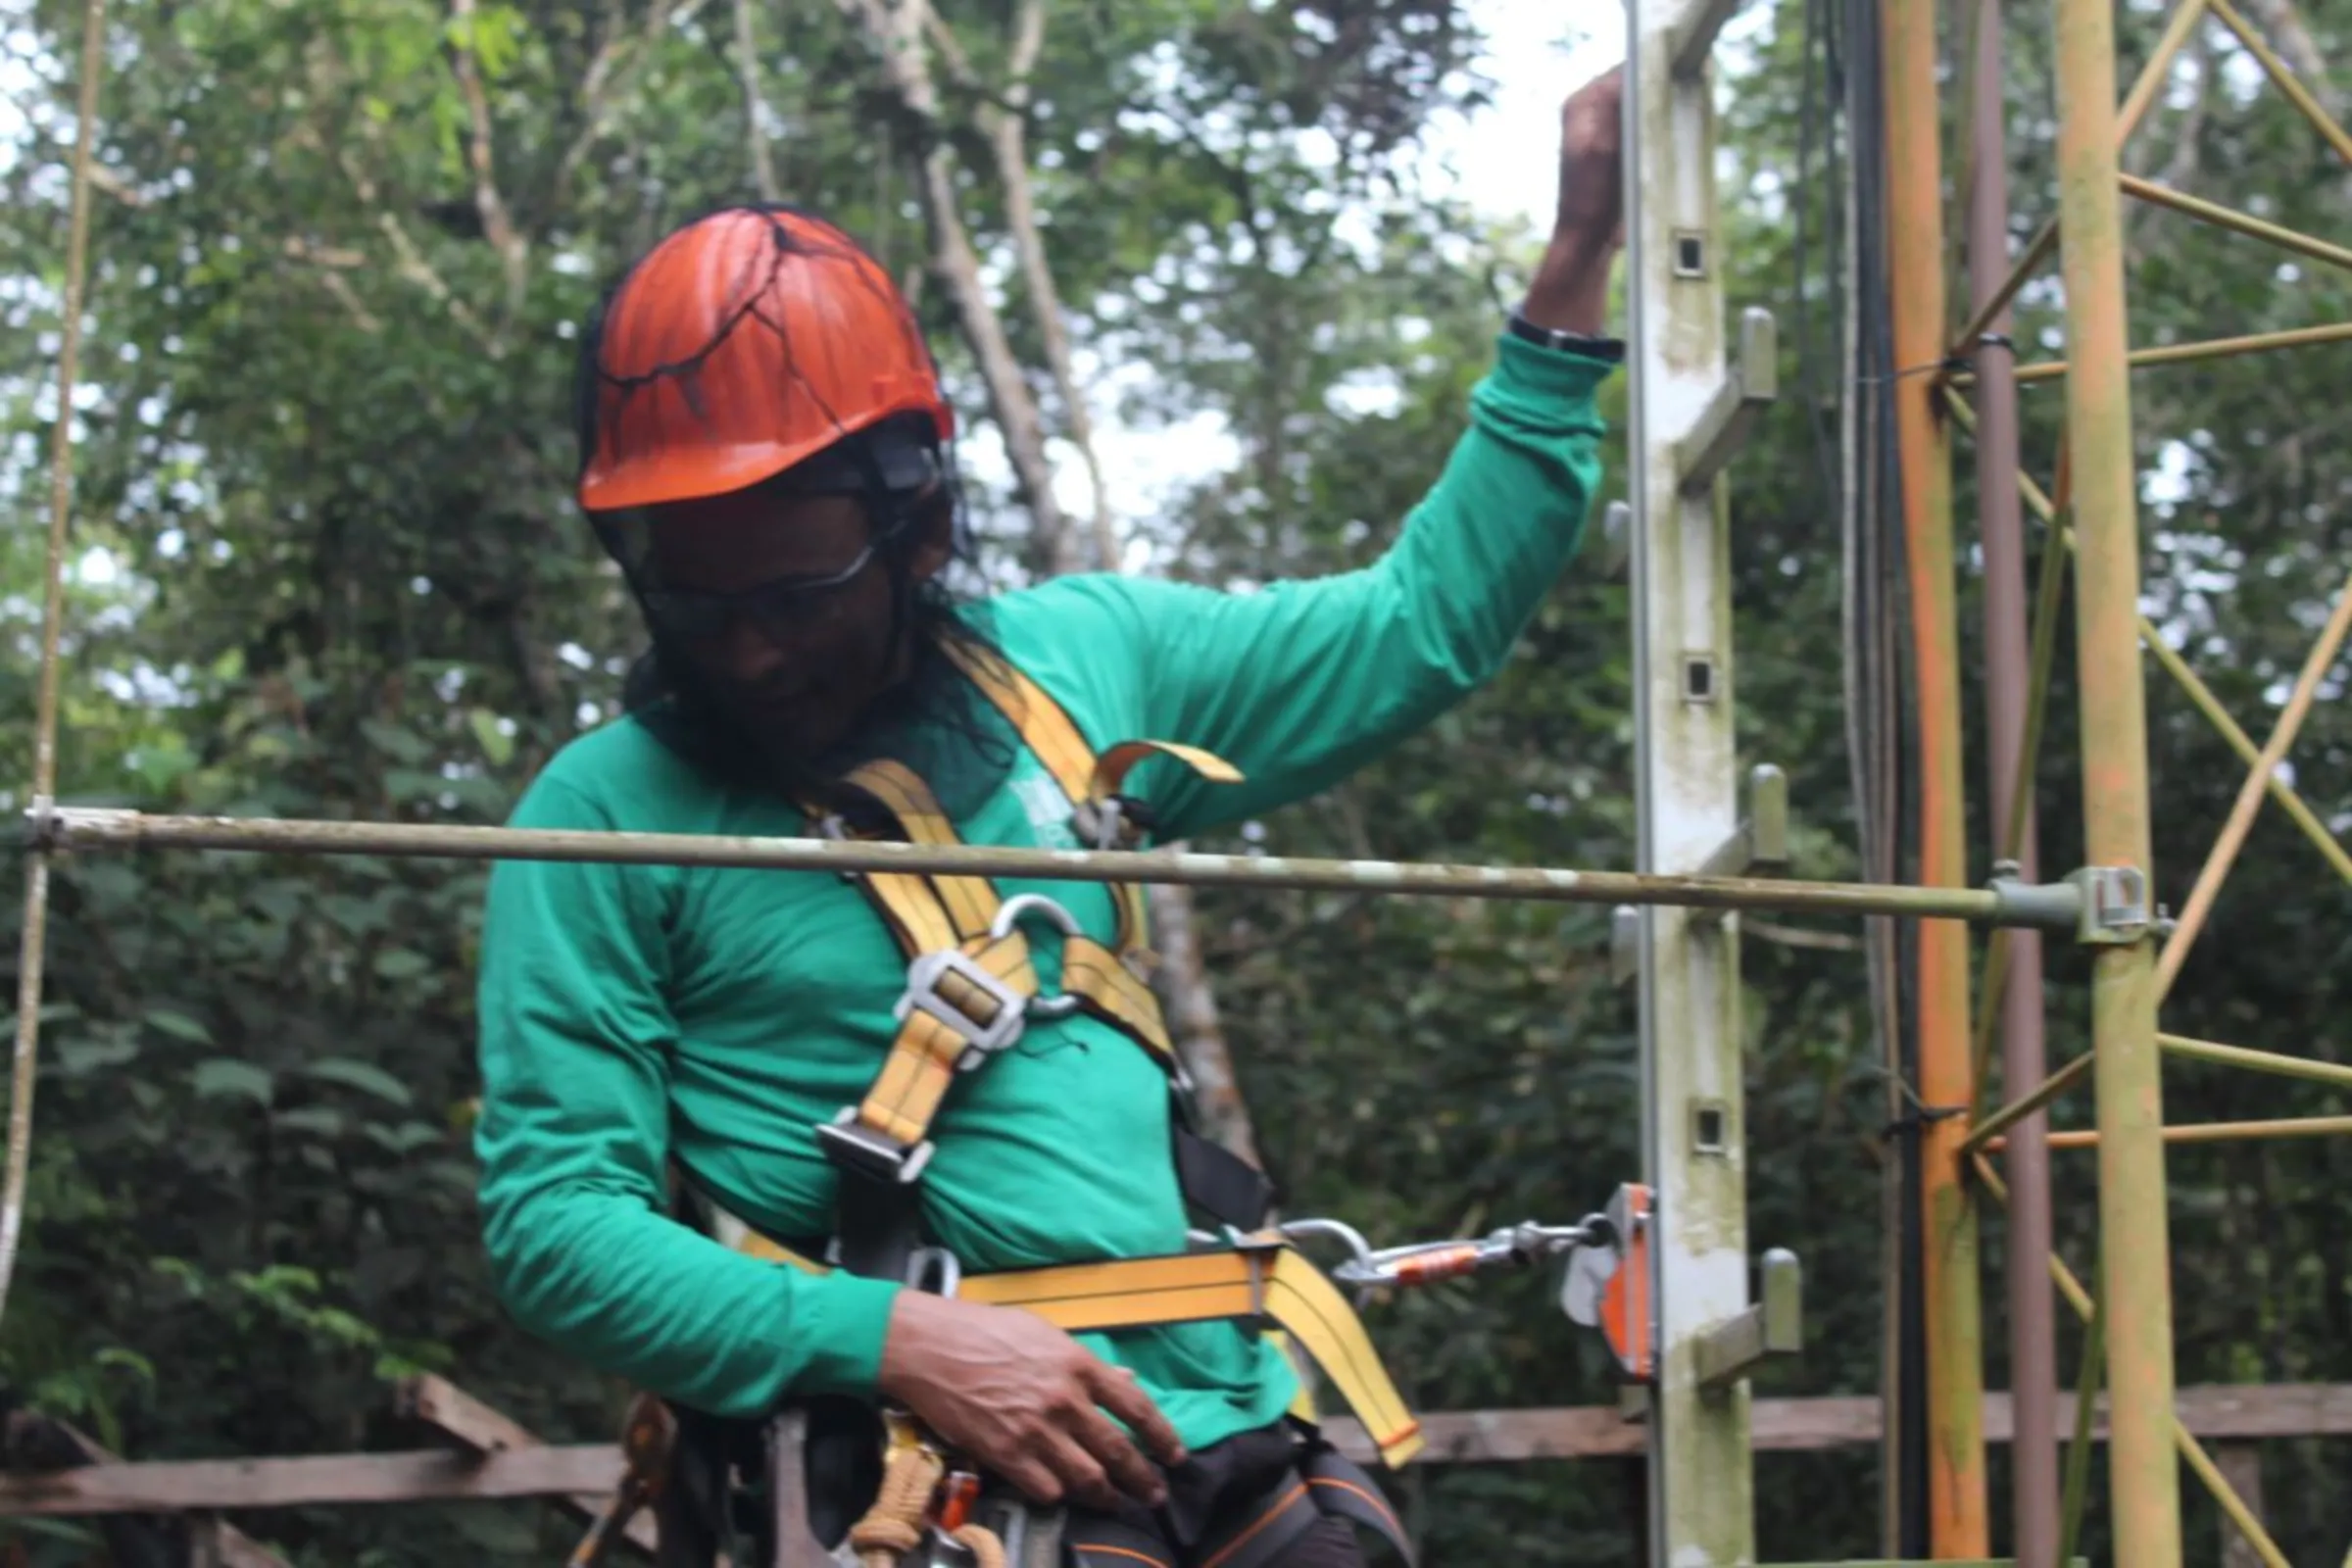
0, 1446, 624, 1515
4, 1384, 2348, 1517
1317, 1383, 2352, 1465
393, 1375, 656, 1556
0, 1406, 294, 1564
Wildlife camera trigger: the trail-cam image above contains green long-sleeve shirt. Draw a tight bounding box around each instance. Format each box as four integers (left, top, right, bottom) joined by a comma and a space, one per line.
473, 332, 1614, 1452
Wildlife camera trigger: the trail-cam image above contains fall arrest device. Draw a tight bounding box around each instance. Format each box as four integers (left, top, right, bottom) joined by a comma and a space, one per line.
568, 641, 1661, 1567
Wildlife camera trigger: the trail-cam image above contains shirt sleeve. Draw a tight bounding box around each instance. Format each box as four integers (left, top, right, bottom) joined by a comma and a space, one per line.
1085, 331, 1615, 838
472, 771, 903, 1417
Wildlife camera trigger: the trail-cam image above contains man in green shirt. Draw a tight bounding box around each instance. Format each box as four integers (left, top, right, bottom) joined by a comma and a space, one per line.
476, 68, 1625, 1568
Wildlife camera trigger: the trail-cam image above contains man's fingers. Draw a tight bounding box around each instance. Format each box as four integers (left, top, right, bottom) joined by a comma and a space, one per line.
1082, 1360, 1189, 1466
995, 1450, 1068, 1508
1036, 1428, 1119, 1512
1064, 1401, 1166, 1506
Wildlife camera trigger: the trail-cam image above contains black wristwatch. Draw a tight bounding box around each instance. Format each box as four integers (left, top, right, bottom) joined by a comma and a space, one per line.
1505, 309, 1626, 363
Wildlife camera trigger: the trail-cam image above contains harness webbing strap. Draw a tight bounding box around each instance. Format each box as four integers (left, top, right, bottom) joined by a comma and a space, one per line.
855, 931, 1036, 1149
1091, 738, 1243, 801
1060, 938, 1172, 1054
727, 1228, 1425, 1468
938, 641, 1097, 806
843, 759, 1004, 941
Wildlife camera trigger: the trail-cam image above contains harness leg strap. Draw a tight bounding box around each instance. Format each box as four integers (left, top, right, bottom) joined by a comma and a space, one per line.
766, 1408, 833, 1568
1293, 1433, 1415, 1566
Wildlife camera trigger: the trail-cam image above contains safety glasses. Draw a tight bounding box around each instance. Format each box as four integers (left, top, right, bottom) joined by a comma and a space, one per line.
636, 542, 880, 648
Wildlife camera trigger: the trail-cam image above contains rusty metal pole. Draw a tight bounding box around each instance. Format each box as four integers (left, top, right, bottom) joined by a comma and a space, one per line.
2050, 0, 2182, 1552
1883, 0, 1990, 1551
1966, 0, 2060, 1561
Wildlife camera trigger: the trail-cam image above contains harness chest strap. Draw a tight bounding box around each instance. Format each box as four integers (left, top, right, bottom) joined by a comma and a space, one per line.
731, 1228, 1426, 1469
777, 647, 1422, 1462
812, 654, 1243, 1175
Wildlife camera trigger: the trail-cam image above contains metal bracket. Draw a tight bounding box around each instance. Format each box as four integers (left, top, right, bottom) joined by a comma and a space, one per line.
1674, 308, 1779, 498
1693, 1248, 1803, 1391
2069, 863, 2152, 946
1697, 763, 1789, 879
1668, 0, 1744, 79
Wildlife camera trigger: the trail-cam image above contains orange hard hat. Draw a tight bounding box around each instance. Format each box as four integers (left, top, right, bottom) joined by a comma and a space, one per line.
576, 207, 954, 513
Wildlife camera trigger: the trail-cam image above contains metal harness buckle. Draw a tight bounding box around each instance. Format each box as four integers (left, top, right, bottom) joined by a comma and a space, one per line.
987, 894, 1084, 1020
896, 948, 1029, 1069
816, 1109, 936, 1186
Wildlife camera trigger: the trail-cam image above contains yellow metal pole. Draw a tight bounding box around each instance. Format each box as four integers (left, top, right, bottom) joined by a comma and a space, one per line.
1960, 320, 2352, 385
2051, 0, 2181, 1552
1945, 0, 2210, 361
2120, 174, 2352, 272
2157, 1033, 2352, 1091
2203, 0, 2352, 167
2155, 571, 2352, 995
1974, 1156, 2287, 1568
1991, 1115, 2352, 1151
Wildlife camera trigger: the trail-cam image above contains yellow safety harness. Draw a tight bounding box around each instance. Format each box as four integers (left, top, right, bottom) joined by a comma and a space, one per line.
706, 638, 1426, 1471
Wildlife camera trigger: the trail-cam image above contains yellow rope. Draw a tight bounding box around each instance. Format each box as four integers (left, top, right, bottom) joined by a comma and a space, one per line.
952, 1522, 1010, 1568
844, 1437, 1011, 1568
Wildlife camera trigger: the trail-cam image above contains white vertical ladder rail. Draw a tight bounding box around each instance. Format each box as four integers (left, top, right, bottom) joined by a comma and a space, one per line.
1622, 0, 1780, 1559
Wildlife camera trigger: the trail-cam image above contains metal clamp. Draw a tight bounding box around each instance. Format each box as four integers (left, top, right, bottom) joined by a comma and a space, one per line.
986, 894, 1084, 1020
2069, 864, 2152, 946
897, 948, 1029, 1066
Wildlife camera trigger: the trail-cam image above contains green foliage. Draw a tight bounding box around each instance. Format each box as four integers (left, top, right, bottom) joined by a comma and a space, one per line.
0, 0, 2348, 1562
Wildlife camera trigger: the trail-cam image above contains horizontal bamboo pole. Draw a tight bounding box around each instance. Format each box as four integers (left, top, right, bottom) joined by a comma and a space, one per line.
2159, 1032, 2352, 1092
25, 808, 2086, 928
1986, 1115, 2352, 1152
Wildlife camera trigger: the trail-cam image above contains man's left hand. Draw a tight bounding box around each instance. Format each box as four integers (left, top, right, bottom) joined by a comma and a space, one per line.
1524, 65, 1627, 335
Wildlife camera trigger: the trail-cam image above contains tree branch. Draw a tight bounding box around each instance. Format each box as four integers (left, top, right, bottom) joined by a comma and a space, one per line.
1148, 881, 1265, 1168
446, 0, 530, 325
830, 0, 1074, 574
731, 0, 781, 200
976, 0, 1119, 568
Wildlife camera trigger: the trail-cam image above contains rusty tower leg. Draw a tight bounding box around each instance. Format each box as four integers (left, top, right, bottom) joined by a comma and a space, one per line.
1883, 0, 1989, 1551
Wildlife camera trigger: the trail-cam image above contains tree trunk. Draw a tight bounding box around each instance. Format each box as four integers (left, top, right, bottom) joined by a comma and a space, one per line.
829, 0, 1260, 1165
731, 0, 780, 201
1148, 881, 1262, 1167
828, 0, 1076, 576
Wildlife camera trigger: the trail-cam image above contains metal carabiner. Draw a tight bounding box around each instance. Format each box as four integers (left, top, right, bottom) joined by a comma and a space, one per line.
987, 893, 1085, 1019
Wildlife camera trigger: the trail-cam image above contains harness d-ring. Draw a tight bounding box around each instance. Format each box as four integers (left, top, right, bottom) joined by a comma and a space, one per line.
988, 894, 1085, 1019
